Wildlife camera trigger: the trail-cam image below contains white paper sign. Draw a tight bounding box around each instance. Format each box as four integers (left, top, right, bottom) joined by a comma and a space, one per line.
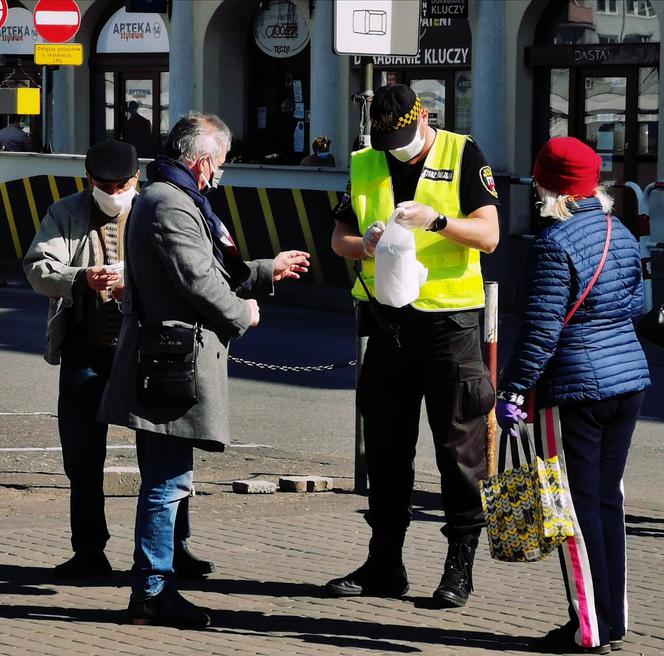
294, 102, 305, 119
293, 79, 303, 102
293, 120, 305, 152
334, 0, 421, 56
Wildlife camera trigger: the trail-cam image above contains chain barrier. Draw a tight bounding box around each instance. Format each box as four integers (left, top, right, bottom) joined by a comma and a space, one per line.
228, 355, 357, 373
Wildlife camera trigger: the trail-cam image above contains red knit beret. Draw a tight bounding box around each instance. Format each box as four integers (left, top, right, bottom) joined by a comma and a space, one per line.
533, 137, 601, 197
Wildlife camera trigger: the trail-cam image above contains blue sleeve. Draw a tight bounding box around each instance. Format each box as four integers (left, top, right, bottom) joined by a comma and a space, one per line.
499, 237, 571, 393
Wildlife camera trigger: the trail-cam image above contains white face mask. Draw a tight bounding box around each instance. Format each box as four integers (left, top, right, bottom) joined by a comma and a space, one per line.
389, 127, 426, 162
201, 156, 223, 193
92, 185, 136, 217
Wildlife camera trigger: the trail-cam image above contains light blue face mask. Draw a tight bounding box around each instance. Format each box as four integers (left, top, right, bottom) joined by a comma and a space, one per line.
316, 151, 331, 158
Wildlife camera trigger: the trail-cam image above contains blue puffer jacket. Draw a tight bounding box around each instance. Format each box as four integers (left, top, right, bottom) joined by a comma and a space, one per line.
500, 198, 650, 406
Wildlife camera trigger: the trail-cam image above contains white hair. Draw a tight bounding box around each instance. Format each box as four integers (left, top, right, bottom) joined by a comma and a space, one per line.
164, 112, 231, 163
537, 184, 614, 221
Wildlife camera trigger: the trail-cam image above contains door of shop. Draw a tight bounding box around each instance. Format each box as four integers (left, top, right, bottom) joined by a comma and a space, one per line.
571, 67, 658, 190
539, 63, 659, 231
91, 68, 169, 159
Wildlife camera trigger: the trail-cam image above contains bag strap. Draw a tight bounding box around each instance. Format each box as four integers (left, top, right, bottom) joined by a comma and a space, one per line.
497, 420, 534, 472
563, 213, 612, 326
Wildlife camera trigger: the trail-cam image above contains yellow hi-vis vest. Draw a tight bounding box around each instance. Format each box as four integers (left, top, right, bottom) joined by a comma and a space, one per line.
350, 129, 485, 311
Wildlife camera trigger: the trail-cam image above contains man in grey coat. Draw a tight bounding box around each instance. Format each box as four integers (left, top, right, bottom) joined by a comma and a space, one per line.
23, 140, 215, 580
99, 112, 309, 628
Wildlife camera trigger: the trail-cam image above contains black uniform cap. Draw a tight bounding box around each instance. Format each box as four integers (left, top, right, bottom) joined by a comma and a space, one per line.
369, 84, 422, 151
85, 140, 139, 182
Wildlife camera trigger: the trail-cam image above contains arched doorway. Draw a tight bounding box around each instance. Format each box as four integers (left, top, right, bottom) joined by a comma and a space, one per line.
90, 3, 169, 156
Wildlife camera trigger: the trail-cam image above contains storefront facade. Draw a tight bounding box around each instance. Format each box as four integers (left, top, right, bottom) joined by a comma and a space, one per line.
2, 1, 663, 220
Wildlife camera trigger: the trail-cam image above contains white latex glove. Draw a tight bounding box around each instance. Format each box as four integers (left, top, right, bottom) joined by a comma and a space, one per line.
362, 220, 386, 257
395, 201, 437, 230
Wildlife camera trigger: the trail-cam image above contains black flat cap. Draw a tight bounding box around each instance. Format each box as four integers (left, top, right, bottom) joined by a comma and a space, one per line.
85, 140, 139, 182
370, 84, 422, 151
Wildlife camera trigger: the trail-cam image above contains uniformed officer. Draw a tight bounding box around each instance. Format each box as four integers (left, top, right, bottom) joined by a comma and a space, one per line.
326, 84, 500, 607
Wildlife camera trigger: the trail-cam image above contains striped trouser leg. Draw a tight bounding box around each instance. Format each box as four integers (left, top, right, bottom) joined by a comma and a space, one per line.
536, 406, 604, 649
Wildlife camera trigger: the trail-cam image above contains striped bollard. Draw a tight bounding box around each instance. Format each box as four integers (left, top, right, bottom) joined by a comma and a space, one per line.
484, 281, 498, 477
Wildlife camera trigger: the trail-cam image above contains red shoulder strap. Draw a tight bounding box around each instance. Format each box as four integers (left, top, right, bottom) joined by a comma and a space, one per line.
563, 213, 612, 326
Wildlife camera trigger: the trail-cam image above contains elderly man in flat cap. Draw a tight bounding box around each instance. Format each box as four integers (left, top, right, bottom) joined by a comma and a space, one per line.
24, 140, 213, 580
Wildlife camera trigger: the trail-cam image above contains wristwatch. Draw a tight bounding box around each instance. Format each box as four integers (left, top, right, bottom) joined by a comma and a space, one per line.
426, 214, 448, 232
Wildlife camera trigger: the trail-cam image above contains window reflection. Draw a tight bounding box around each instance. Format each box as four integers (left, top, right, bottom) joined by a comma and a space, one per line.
547, 0, 659, 45
549, 69, 569, 138
638, 67, 658, 154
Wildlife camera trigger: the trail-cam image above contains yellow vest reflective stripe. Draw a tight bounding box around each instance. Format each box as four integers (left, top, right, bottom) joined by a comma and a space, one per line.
350, 130, 485, 311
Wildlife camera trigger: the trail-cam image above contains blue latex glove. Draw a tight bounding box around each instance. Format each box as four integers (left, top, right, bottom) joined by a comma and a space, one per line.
495, 398, 528, 437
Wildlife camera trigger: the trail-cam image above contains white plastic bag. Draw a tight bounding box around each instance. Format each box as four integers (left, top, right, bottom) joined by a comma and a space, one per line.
374, 212, 428, 308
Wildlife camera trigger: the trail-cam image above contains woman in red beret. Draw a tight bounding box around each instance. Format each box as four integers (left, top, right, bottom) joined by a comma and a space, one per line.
495, 137, 650, 654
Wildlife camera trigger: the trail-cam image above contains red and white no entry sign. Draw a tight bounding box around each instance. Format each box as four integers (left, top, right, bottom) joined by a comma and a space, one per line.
0, 0, 8, 30
34, 0, 81, 44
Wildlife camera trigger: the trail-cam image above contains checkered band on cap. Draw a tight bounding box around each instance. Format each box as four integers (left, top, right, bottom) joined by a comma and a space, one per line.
372, 97, 422, 133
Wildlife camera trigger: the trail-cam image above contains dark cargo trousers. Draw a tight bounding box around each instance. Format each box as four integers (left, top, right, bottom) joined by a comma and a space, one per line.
357, 307, 495, 541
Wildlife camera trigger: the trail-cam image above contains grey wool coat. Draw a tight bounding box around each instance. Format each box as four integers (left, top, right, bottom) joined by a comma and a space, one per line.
98, 180, 274, 448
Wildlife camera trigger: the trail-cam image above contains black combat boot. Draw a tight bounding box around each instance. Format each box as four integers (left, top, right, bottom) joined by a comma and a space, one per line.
325, 532, 409, 597
432, 536, 477, 608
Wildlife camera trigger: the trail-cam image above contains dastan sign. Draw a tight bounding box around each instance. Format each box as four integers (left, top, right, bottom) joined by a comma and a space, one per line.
97, 6, 169, 53
0, 7, 45, 55
351, 9, 471, 68
253, 0, 310, 59
423, 0, 467, 19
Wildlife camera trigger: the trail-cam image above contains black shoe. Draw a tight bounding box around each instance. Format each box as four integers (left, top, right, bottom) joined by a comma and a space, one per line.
325, 559, 409, 597
127, 586, 211, 628
173, 545, 215, 578
529, 622, 610, 654
609, 637, 623, 651
432, 541, 476, 608
53, 552, 112, 579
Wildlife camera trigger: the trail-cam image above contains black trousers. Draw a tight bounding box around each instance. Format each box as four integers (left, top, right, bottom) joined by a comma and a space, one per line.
58, 343, 191, 554
357, 307, 494, 541
546, 391, 645, 648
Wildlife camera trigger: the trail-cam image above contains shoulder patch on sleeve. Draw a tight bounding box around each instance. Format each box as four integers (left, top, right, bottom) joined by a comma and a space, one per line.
333, 192, 352, 216
479, 165, 498, 198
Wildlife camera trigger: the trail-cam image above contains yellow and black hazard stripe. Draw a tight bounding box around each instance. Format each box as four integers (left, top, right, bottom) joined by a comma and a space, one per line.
1, 175, 355, 288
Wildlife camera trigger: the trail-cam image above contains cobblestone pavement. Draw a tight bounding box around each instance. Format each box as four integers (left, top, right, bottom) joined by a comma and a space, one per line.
1, 451, 663, 656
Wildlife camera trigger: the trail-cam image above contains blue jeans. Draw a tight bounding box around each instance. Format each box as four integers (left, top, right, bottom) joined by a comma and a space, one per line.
132, 429, 194, 600
58, 344, 192, 555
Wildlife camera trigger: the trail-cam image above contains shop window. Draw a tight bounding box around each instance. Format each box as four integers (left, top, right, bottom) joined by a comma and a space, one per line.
547, 0, 660, 44
548, 69, 570, 138
243, 0, 311, 165
91, 5, 169, 156
0, 5, 45, 149
597, 0, 619, 15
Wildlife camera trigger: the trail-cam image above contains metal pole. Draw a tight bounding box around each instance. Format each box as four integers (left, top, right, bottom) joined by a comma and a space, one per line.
41, 66, 48, 152
352, 62, 374, 494
483, 281, 499, 477
360, 60, 373, 147
354, 300, 368, 494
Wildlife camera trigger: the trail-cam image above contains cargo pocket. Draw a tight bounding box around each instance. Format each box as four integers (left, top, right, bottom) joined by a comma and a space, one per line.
455, 359, 495, 422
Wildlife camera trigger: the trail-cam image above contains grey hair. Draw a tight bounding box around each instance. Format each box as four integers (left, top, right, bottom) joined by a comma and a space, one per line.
164, 112, 232, 163
537, 184, 614, 221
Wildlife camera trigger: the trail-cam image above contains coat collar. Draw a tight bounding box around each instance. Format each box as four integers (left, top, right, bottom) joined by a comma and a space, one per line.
569, 197, 602, 213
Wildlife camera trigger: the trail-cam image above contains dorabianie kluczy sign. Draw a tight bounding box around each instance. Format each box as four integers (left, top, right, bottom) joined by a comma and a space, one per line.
423, 0, 467, 19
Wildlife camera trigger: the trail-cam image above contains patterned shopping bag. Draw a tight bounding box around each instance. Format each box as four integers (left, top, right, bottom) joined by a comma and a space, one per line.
480, 421, 574, 562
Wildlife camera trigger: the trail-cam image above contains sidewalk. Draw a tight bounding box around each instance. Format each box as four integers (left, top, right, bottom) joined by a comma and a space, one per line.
1, 445, 663, 656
